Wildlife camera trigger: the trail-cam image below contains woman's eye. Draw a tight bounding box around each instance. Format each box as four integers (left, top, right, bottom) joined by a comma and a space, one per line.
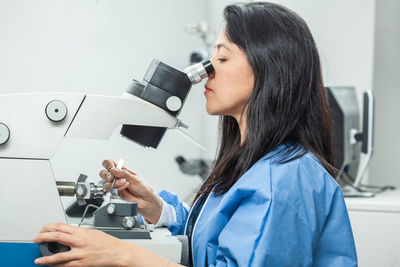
218, 58, 226, 62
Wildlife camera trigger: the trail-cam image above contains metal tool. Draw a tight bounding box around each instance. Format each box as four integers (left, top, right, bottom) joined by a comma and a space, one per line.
110, 159, 124, 196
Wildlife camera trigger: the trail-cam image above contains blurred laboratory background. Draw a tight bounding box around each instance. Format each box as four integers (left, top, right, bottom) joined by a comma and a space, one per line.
0, 0, 399, 266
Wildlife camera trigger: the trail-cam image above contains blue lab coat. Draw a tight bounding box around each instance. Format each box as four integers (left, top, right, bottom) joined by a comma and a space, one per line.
159, 148, 357, 266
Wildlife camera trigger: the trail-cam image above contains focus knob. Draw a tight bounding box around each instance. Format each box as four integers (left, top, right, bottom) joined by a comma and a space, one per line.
122, 216, 136, 230
0, 123, 10, 145
46, 100, 68, 122
166, 96, 182, 112
106, 204, 116, 215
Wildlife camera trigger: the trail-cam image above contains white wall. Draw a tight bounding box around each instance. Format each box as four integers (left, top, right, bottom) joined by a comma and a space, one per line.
207, 0, 376, 97
369, 0, 400, 187
0, 0, 209, 202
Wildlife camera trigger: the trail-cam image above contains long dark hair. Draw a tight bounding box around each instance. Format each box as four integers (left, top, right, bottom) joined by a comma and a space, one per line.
195, 2, 335, 201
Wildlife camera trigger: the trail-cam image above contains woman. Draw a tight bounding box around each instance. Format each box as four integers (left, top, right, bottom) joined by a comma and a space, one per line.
34, 2, 357, 266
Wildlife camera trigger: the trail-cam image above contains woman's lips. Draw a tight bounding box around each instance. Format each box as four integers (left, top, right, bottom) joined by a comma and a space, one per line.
204, 86, 212, 95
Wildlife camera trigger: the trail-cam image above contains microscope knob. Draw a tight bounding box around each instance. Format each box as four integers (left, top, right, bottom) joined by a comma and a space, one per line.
122, 216, 136, 230
166, 96, 182, 112
45, 100, 68, 122
106, 204, 116, 215
0, 123, 10, 145
76, 184, 87, 198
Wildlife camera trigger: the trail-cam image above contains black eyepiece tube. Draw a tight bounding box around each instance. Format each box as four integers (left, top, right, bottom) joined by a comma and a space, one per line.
201, 59, 214, 75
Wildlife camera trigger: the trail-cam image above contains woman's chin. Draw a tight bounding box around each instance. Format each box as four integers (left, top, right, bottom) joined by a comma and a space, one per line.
205, 107, 221, 116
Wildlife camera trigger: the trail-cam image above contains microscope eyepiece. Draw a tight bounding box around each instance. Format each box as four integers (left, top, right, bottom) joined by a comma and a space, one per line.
184, 59, 214, 84
201, 59, 214, 75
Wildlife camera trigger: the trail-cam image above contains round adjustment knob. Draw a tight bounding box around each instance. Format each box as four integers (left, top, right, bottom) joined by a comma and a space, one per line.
46, 100, 68, 122
76, 184, 87, 198
166, 96, 182, 112
106, 204, 116, 215
0, 123, 10, 145
122, 216, 136, 230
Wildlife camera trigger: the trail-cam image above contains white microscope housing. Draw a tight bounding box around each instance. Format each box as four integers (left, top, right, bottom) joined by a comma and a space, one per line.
0, 59, 214, 265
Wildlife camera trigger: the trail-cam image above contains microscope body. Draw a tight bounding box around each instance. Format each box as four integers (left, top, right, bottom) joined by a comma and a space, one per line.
0, 59, 213, 265
0, 92, 183, 265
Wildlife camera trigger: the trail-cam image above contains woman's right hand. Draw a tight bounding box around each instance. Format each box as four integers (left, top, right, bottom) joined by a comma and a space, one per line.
99, 159, 164, 224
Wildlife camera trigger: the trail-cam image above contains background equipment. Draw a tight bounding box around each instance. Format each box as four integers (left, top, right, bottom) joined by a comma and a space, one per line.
326, 86, 394, 197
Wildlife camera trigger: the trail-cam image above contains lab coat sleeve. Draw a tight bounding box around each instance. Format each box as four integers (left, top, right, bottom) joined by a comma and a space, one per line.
312, 187, 357, 266
158, 190, 191, 235
144, 199, 176, 228
209, 187, 315, 267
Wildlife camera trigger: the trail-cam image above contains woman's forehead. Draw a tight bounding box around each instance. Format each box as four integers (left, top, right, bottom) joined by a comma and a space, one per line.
215, 32, 236, 52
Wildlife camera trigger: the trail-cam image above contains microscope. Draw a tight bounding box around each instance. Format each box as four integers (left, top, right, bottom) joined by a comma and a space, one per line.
0, 59, 213, 265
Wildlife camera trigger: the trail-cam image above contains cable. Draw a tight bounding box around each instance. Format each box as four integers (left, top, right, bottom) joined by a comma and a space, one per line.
341, 172, 395, 194
80, 204, 100, 224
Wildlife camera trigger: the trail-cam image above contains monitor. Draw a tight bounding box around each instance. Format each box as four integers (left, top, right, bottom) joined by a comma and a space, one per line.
325, 86, 374, 190
353, 90, 374, 187
325, 86, 361, 182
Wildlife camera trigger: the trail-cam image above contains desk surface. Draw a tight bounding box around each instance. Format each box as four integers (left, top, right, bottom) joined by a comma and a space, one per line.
345, 189, 400, 212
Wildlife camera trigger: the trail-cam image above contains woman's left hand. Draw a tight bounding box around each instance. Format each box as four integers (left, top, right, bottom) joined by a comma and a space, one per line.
34, 223, 132, 266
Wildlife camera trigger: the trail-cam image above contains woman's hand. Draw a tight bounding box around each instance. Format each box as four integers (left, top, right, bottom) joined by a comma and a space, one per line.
34, 223, 133, 266
99, 159, 163, 224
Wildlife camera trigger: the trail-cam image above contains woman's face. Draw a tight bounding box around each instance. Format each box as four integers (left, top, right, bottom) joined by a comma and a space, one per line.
204, 31, 254, 119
